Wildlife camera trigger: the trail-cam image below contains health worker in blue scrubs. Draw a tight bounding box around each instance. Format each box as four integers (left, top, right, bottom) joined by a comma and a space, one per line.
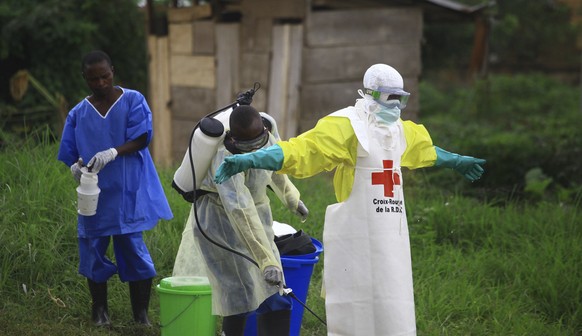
58, 50, 173, 327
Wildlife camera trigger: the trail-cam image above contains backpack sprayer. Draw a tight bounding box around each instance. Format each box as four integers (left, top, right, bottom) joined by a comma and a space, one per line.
171, 83, 327, 327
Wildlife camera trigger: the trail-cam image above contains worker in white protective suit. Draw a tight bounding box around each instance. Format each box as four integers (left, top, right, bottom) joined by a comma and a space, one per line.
214, 64, 486, 335
172, 104, 309, 336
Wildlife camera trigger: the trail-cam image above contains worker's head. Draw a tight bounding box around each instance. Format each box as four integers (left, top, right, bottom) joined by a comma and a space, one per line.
81, 50, 114, 98
225, 105, 269, 154
359, 64, 410, 124
362, 64, 410, 110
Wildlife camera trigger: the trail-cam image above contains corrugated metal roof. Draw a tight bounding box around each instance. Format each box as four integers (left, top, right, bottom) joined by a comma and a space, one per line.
423, 0, 490, 14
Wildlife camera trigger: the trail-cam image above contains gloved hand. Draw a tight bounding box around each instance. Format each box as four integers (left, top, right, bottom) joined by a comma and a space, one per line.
295, 200, 309, 222
215, 145, 284, 184
263, 265, 283, 286
70, 159, 84, 183
434, 146, 486, 182
87, 148, 118, 172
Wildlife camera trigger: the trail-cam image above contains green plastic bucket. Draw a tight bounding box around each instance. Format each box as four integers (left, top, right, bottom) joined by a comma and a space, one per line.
156, 276, 216, 336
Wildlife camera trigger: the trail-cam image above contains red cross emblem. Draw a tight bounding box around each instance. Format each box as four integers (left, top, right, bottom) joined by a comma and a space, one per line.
371, 160, 401, 197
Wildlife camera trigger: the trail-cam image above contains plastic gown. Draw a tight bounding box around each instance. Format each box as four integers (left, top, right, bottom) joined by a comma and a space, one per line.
174, 133, 302, 316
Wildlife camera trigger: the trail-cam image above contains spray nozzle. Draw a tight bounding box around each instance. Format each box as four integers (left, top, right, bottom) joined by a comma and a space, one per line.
236, 82, 261, 105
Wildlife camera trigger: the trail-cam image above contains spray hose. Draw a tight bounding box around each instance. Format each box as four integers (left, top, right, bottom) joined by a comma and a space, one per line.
185, 83, 327, 327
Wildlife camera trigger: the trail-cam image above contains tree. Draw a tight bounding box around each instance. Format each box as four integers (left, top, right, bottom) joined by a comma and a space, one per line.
422, 0, 579, 82
489, 0, 578, 75
0, 0, 147, 107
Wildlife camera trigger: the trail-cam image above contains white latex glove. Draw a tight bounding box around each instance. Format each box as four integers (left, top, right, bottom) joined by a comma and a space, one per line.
87, 148, 118, 172
296, 200, 309, 223
263, 265, 283, 286
70, 159, 84, 183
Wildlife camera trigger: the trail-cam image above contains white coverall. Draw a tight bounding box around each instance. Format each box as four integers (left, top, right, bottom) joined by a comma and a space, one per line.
277, 99, 436, 335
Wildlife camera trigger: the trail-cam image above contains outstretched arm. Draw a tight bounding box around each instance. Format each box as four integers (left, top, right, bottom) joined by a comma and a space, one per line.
214, 144, 284, 184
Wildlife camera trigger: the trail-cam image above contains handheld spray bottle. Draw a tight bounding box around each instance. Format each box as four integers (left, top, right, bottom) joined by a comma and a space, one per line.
76, 167, 100, 216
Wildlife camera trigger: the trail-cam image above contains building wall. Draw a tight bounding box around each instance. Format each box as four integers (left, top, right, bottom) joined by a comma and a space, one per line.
151, 2, 423, 163
301, 7, 422, 132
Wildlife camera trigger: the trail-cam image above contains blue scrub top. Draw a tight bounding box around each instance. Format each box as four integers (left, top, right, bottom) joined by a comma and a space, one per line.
58, 87, 173, 237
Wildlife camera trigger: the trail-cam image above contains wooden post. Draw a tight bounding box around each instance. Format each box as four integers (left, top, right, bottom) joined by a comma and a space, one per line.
285, 25, 303, 138
267, 24, 303, 139
215, 23, 241, 108
148, 35, 173, 168
469, 15, 490, 79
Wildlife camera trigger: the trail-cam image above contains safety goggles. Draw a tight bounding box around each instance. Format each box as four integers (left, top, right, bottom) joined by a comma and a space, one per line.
365, 86, 410, 109
226, 127, 270, 153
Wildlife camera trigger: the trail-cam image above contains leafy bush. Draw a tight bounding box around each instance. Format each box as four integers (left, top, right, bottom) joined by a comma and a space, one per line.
0, 0, 147, 102
0, 0, 148, 140
419, 73, 582, 201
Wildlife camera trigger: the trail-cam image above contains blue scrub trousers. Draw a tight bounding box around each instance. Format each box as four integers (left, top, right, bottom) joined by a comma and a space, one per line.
78, 232, 156, 283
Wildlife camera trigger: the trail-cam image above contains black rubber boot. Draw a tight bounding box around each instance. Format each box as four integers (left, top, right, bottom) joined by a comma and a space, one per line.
221, 314, 247, 336
87, 278, 111, 327
129, 278, 153, 326
257, 309, 291, 336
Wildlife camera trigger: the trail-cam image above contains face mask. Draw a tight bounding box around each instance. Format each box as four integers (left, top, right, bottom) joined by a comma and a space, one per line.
373, 100, 401, 124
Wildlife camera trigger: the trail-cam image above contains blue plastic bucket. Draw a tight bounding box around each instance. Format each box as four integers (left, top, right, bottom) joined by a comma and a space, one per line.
244, 238, 323, 336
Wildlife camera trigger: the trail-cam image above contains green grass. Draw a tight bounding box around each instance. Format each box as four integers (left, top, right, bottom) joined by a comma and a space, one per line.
0, 134, 580, 335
